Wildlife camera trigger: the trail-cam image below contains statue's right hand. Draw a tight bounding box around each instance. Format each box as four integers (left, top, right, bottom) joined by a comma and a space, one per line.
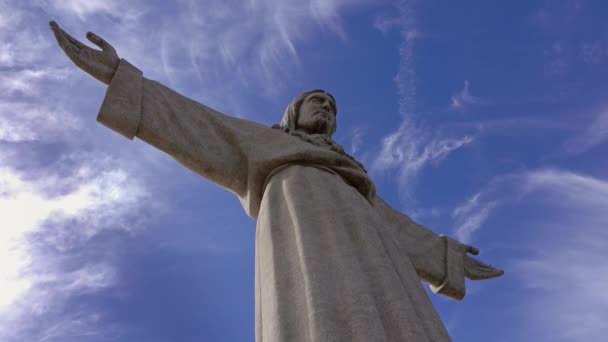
49, 21, 120, 85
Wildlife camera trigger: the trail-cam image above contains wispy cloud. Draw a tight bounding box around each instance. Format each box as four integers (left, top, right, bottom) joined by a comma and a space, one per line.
393, 0, 417, 118
350, 127, 366, 154
372, 119, 474, 198
512, 169, 608, 341
563, 106, 608, 154
0, 101, 81, 142
448, 168, 608, 341
449, 170, 526, 244
44, 0, 144, 22
520, 168, 608, 209
370, 1, 475, 203
151, 0, 375, 104
373, 12, 403, 35
13, 0, 377, 114
0, 154, 151, 341
0, 3, 161, 339
309, 0, 351, 40
0, 2, 53, 68
0, 68, 70, 97
452, 168, 608, 242
36, 311, 114, 342
452, 192, 497, 243
450, 80, 484, 110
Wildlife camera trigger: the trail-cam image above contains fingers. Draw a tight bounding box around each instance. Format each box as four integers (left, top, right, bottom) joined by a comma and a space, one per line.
49, 21, 117, 59
461, 243, 480, 255
86, 31, 117, 56
50, 22, 83, 66
62, 48, 114, 84
467, 246, 480, 255
50, 21, 69, 50
49, 21, 87, 51
464, 256, 504, 280
48, 21, 117, 85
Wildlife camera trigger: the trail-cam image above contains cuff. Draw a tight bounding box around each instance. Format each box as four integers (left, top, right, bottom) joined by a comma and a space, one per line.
96, 59, 143, 140
429, 235, 466, 300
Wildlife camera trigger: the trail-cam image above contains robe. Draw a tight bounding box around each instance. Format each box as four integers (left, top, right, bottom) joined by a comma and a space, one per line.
97, 59, 471, 342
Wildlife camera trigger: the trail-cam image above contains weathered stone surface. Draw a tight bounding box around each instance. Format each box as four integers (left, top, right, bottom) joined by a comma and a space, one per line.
50, 21, 503, 342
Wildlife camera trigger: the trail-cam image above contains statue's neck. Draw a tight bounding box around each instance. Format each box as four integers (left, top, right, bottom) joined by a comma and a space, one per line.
271, 125, 367, 173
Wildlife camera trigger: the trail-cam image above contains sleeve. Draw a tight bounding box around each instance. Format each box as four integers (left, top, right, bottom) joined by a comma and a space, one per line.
96, 59, 269, 198
375, 197, 468, 300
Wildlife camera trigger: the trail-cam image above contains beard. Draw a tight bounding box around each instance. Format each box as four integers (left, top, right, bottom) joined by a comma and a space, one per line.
297, 114, 333, 135
298, 118, 330, 135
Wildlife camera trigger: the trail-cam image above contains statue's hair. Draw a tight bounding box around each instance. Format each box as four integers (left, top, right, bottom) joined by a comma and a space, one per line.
278, 89, 338, 136
272, 89, 367, 173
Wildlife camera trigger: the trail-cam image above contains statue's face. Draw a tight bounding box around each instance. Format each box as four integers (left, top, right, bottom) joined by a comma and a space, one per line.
297, 92, 337, 135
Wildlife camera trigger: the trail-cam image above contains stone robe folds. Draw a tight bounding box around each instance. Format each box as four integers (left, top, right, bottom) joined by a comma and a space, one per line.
98, 59, 472, 342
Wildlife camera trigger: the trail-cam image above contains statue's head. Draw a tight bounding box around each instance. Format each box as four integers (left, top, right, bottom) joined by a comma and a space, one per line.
279, 89, 337, 136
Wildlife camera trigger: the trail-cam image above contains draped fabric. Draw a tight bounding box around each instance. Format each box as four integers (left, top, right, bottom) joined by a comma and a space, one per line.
97, 59, 470, 341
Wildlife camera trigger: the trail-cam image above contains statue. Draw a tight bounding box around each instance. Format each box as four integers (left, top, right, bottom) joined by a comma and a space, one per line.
49, 21, 503, 342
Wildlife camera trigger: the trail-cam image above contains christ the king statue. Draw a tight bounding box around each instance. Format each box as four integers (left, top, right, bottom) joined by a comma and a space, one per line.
50, 21, 503, 342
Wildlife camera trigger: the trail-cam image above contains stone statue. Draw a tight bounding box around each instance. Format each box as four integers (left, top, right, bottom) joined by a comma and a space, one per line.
50, 21, 503, 342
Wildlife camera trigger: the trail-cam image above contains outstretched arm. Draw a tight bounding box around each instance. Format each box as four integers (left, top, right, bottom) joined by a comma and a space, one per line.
375, 197, 503, 300
49, 22, 270, 203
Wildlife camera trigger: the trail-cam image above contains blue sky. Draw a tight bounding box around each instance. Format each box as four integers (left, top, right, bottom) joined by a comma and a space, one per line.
1, 0, 607, 341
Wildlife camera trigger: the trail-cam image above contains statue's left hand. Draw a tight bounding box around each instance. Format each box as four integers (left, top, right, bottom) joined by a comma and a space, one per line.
462, 245, 504, 280
49, 21, 120, 85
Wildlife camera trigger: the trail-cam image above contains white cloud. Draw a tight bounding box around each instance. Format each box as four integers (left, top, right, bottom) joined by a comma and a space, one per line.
0, 2, 164, 334
63, 263, 117, 293
310, 0, 351, 40
452, 168, 608, 242
0, 0, 377, 116
521, 169, 608, 212
0, 67, 70, 96
563, 106, 608, 154
511, 169, 608, 341
393, 0, 416, 118
370, 1, 475, 202
152, 0, 376, 102
0, 12, 164, 333
36, 312, 107, 342
446, 169, 608, 340
48, 0, 116, 16
373, 13, 402, 35
44, 0, 143, 22
452, 192, 497, 243
0, 5, 189, 339
371, 118, 474, 199
408, 206, 441, 222
350, 127, 365, 154
0, 2, 52, 68
450, 80, 484, 110
0, 101, 81, 142
0, 154, 150, 340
